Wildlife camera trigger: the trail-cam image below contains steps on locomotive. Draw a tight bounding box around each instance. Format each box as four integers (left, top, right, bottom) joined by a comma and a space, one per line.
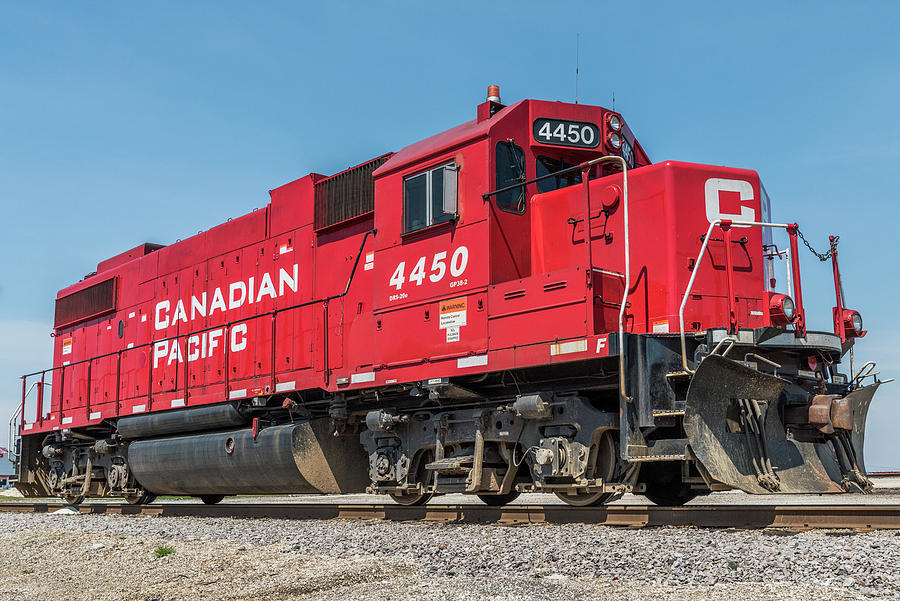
425, 455, 475, 475
626, 438, 689, 462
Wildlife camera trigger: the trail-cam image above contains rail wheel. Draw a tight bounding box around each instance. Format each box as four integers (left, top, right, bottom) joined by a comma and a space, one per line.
389, 490, 433, 506
643, 490, 697, 506
62, 494, 85, 506
124, 492, 157, 505
640, 462, 697, 506
554, 431, 618, 507
199, 494, 225, 505
477, 491, 521, 506
389, 450, 434, 506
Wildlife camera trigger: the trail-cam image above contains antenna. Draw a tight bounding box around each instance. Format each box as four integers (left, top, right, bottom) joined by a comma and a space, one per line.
612, 91, 615, 111
575, 33, 580, 104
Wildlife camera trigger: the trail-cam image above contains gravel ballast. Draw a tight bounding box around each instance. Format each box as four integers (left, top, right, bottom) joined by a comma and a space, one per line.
1, 511, 898, 600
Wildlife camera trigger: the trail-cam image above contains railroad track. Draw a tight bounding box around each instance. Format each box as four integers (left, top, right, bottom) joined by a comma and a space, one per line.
1, 501, 899, 529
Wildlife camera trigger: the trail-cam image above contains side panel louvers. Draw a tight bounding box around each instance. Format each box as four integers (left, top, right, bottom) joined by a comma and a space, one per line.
54, 277, 117, 329
314, 154, 391, 230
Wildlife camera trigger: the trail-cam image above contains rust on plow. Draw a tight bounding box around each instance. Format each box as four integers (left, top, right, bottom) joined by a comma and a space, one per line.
1, 502, 899, 530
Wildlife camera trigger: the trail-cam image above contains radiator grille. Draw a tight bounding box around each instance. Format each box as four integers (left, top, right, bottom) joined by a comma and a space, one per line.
314, 154, 391, 230
54, 277, 117, 329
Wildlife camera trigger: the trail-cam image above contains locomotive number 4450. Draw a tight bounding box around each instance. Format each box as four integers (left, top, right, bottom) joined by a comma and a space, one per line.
533, 118, 601, 149
390, 246, 469, 291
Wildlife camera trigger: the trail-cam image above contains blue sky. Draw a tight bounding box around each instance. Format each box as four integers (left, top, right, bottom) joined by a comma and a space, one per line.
1, 1, 897, 473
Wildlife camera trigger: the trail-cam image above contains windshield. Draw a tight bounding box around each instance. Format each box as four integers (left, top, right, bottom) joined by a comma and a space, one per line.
535, 156, 582, 193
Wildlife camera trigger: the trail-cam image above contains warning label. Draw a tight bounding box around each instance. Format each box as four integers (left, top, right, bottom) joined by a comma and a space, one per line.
446, 326, 460, 343
439, 297, 467, 329
62, 337, 73, 355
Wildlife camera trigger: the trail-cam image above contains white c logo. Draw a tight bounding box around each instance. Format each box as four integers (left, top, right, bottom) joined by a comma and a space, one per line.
704, 178, 755, 228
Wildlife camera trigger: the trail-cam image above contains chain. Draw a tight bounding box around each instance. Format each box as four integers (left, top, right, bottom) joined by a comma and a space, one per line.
796, 229, 839, 262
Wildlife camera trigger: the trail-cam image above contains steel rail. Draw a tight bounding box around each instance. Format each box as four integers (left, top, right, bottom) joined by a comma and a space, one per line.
1, 502, 898, 530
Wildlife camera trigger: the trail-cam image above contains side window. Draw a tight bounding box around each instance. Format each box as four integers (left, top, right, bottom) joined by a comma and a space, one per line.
535, 156, 581, 193
495, 140, 526, 214
403, 163, 458, 233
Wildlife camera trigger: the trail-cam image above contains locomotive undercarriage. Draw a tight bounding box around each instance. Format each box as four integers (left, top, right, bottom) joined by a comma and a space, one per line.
14, 328, 880, 507
24, 428, 157, 505
360, 389, 632, 506
357, 327, 879, 506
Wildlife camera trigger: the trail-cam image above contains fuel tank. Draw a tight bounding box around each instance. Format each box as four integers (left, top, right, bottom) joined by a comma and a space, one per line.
127, 418, 369, 495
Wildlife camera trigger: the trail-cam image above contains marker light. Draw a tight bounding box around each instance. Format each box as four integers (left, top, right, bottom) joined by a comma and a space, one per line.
769, 293, 796, 326
608, 132, 622, 149
608, 114, 621, 131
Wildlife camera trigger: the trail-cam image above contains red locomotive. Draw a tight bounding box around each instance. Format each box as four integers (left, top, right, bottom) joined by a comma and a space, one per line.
10, 87, 882, 506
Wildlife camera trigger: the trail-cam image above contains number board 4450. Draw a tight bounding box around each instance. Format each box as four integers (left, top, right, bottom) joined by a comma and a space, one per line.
388, 246, 469, 301
533, 118, 601, 149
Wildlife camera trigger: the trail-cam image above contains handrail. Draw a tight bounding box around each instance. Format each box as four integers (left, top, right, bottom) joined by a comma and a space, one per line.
7, 381, 36, 461
579, 156, 630, 403
19, 228, 377, 429
7, 405, 21, 461
483, 153, 630, 400
851, 361, 877, 387
678, 219, 798, 374
481, 158, 599, 201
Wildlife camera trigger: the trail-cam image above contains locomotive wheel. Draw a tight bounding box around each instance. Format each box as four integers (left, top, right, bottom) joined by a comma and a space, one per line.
389, 490, 433, 506
389, 450, 434, 506
554, 431, 618, 507
124, 492, 157, 505
62, 494, 85, 506
199, 494, 225, 505
477, 491, 521, 506
643, 490, 697, 507
640, 462, 697, 506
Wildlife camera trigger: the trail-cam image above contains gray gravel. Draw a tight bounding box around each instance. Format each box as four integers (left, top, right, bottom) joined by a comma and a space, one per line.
1, 511, 898, 600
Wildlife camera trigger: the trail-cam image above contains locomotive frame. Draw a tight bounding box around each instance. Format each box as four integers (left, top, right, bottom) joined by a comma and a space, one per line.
9, 87, 883, 507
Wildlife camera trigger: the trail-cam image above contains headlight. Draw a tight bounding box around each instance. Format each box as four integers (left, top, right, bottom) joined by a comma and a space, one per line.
768, 293, 796, 326
839, 309, 866, 339
608, 132, 622, 149
781, 296, 795, 320
608, 115, 621, 131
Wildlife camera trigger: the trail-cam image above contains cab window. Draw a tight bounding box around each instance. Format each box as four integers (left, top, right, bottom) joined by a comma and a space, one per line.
495, 140, 526, 214
535, 156, 581, 193
403, 162, 457, 233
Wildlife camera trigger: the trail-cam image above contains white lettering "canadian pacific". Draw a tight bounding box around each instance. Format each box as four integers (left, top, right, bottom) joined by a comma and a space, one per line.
154, 264, 299, 331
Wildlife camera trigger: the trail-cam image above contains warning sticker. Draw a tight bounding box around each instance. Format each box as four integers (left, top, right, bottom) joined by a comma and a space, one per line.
364, 251, 374, 271
439, 297, 467, 329
62, 337, 73, 355
652, 320, 669, 334
446, 326, 460, 343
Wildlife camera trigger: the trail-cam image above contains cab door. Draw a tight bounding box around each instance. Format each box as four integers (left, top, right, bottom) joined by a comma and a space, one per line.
373, 155, 489, 374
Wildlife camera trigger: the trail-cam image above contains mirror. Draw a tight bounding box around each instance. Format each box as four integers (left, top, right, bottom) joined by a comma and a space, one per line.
442, 163, 458, 215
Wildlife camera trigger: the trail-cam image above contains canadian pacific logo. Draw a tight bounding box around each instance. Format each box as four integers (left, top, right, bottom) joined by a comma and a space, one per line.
151, 264, 298, 368
704, 178, 756, 228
